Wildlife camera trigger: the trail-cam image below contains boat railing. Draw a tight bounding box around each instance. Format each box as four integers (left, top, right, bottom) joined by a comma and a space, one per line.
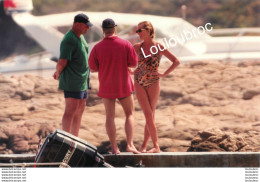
0, 162, 70, 168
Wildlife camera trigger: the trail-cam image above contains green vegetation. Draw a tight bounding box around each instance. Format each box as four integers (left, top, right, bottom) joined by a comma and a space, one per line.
32, 0, 260, 28
206, 0, 260, 28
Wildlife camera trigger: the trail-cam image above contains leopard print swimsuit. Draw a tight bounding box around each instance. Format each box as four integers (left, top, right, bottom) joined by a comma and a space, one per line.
134, 42, 162, 88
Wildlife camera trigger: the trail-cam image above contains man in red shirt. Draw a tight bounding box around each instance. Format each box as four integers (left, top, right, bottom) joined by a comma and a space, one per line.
89, 18, 139, 154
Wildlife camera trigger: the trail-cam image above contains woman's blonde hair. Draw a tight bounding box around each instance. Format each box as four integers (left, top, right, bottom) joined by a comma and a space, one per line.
138, 21, 155, 38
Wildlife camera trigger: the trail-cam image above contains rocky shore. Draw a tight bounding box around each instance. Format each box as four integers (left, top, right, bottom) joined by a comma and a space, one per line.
0, 60, 259, 154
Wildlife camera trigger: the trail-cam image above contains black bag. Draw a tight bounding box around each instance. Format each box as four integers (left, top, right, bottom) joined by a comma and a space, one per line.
35, 129, 112, 167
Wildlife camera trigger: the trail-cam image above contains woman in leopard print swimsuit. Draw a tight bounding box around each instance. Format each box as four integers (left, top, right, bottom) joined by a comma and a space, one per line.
134, 41, 162, 88
133, 21, 180, 153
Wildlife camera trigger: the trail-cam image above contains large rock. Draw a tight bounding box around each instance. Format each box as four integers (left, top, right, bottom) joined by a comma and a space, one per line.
180, 94, 217, 106
0, 60, 260, 154
0, 99, 28, 122
0, 74, 18, 100
187, 128, 253, 152
14, 75, 35, 100
243, 88, 260, 100
2, 122, 55, 154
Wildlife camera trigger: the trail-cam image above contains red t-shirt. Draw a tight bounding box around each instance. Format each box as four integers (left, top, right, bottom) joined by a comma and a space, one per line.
89, 36, 138, 98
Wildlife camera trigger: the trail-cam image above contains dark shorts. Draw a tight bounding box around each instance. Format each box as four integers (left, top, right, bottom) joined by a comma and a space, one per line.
118, 92, 134, 101
64, 90, 88, 99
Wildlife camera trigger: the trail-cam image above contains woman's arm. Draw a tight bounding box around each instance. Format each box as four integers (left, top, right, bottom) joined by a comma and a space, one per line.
157, 43, 180, 78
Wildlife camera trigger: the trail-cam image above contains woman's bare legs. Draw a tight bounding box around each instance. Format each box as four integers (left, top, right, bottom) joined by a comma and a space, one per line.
139, 124, 149, 152
135, 81, 161, 153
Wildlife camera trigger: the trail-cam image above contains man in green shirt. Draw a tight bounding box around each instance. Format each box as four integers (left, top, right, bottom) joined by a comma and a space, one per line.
53, 13, 93, 137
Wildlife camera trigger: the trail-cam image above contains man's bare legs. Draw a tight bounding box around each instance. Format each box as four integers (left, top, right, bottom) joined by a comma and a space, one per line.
119, 95, 140, 154
135, 81, 161, 153
103, 96, 140, 154
71, 99, 86, 136
62, 98, 86, 137
103, 98, 120, 154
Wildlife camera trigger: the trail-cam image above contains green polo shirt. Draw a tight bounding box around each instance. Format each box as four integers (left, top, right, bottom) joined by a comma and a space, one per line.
59, 30, 89, 91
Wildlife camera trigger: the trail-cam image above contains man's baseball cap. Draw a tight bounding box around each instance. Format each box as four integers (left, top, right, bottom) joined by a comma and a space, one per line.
102, 18, 117, 28
74, 13, 93, 27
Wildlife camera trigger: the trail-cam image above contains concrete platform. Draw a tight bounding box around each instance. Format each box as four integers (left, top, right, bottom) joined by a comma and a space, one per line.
0, 154, 35, 163
104, 152, 260, 167
0, 152, 259, 167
